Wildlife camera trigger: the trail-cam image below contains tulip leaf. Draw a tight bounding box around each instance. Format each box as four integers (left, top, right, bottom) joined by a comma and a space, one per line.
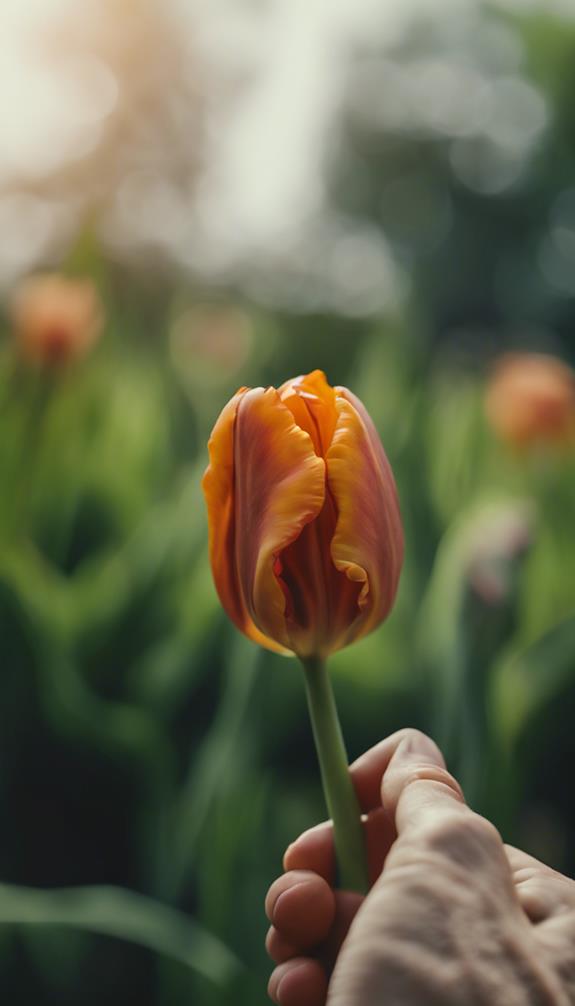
0, 883, 241, 986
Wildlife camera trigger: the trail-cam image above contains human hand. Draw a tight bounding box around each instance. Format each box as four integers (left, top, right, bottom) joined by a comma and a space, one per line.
265, 728, 575, 1006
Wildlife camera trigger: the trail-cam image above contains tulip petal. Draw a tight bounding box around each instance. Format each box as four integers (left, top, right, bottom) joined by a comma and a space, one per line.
234, 387, 326, 652
277, 490, 362, 657
202, 388, 286, 653
327, 389, 403, 645
279, 370, 337, 458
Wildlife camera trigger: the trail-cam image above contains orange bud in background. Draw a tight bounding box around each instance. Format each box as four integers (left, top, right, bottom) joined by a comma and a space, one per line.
202, 370, 403, 658
485, 352, 575, 450
9, 273, 104, 368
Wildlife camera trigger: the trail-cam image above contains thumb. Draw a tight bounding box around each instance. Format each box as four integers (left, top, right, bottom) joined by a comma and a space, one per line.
380, 730, 511, 887
381, 729, 465, 832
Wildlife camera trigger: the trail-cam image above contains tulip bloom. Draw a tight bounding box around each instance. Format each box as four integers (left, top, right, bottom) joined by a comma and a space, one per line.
203, 369, 403, 659
10, 273, 103, 368
485, 352, 575, 450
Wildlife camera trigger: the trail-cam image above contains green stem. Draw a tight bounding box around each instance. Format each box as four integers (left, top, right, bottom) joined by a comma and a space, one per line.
12, 372, 55, 539
300, 656, 368, 893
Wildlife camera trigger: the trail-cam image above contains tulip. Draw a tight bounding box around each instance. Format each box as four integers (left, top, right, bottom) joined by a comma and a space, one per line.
10, 273, 103, 368
202, 369, 403, 659
203, 370, 403, 892
485, 352, 575, 450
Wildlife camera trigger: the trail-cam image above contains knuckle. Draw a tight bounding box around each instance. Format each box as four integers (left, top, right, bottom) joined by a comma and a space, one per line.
464, 813, 503, 850
513, 865, 543, 885
402, 762, 464, 800
420, 810, 503, 867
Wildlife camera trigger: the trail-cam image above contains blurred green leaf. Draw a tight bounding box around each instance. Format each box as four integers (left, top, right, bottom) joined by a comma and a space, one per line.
0, 884, 241, 986
495, 615, 575, 744
417, 497, 534, 804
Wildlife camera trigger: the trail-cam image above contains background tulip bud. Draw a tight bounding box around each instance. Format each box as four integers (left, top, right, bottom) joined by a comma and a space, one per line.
485, 352, 575, 450
202, 369, 403, 658
9, 273, 104, 368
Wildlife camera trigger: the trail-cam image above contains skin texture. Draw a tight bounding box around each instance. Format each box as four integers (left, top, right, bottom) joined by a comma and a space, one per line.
265, 729, 575, 1006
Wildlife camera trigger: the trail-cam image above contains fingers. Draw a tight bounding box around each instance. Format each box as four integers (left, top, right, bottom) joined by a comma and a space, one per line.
505, 844, 559, 880
265, 872, 334, 1006
266, 878, 362, 962
283, 824, 336, 884
266, 885, 364, 1004
506, 845, 575, 924
265, 871, 362, 976
266, 926, 300, 964
350, 728, 448, 813
267, 957, 328, 1006
377, 729, 464, 832
284, 807, 394, 887
265, 870, 336, 949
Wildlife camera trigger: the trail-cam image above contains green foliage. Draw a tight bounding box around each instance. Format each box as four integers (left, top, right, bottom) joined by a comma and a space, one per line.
0, 884, 241, 985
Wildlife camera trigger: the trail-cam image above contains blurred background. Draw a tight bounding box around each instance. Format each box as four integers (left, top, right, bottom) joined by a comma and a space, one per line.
1, 0, 575, 1002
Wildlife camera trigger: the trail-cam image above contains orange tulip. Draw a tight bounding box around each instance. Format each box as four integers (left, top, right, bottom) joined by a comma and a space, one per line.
485, 352, 575, 450
10, 273, 103, 368
202, 369, 403, 658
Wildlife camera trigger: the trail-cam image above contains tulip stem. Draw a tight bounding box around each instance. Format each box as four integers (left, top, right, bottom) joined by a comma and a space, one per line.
300, 656, 369, 894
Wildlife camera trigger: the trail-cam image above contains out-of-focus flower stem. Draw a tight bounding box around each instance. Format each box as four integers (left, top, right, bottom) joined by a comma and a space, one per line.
12, 370, 55, 537
300, 656, 369, 894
